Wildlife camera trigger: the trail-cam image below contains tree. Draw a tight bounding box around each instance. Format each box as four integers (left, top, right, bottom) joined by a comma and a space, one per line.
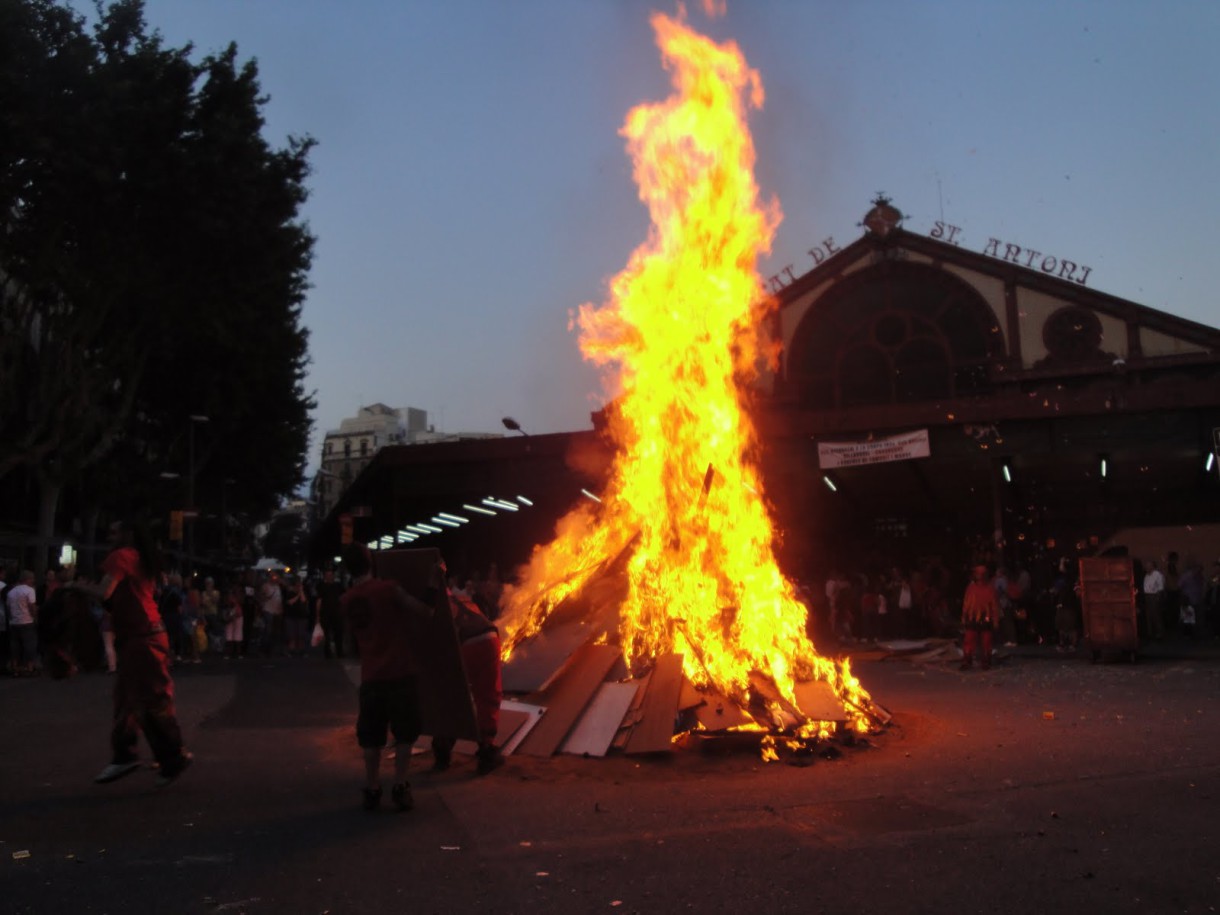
262, 510, 307, 570
0, 0, 315, 572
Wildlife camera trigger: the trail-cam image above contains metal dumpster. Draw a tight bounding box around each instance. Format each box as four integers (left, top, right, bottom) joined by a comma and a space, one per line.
1078, 557, 1138, 662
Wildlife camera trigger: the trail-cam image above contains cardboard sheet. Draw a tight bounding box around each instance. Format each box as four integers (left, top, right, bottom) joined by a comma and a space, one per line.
624, 654, 684, 754
373, 548, 479, 742
559, 681, 639, 757
516, 642, 620, 757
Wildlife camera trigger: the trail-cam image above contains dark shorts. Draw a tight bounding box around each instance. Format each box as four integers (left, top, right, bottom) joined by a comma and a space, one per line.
9, 623, 38, 664
356, 676, 422, 749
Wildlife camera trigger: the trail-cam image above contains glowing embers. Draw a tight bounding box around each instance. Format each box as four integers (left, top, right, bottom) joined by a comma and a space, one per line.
497, 7, 875, 754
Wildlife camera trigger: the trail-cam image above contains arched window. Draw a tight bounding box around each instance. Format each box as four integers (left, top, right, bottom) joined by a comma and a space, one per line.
840, 344, 891, 406
785, 261, 1003, 409
894, 338, 952, 402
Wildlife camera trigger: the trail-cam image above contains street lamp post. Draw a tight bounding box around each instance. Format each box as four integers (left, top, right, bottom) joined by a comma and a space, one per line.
159, 471, 182, 555
186, 414, 209, 574
219, 476, 235, 559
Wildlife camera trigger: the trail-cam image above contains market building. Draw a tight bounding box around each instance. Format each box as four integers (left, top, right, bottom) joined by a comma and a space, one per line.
310, 200, 1220, 583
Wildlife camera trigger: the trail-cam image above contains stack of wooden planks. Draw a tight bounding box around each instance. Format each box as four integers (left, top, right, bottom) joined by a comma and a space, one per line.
488, 629, 853, 760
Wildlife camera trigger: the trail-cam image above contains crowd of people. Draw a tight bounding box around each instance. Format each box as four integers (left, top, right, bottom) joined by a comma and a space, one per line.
1135, 553, 1220, 641
802, 546, 1220, 658
0, 538, 508, 807
0, 565, 300, 675
5, 531, 1219, 805
0, 558, 505, 677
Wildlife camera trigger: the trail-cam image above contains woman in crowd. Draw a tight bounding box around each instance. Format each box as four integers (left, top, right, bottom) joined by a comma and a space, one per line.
180, 579, 203, 663
200, 576, 223, 655
222, 583, 245, 659
283, 575, 310, 656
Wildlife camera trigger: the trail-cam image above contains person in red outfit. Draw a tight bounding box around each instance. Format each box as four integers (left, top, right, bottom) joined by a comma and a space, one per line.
91, 520, 192, 787
960, 564, 1000, 670
340, 543, 436, 812
431, 588, 504, 775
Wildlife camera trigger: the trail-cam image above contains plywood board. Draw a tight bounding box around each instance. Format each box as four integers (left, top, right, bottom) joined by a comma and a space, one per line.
515, 643, 621, 757
559, 682, 639, 757
692, 691, 754, 731
428, 707, 536, 758
908, 642, 961, 664
793, 679, 848, 724
372, 548, 479, 742
500, 700, 546, 756
502, 621, 596, 693
876, 639, 932, 654
611, 670, 651, 751
677, 677, 704, 711
624, 654, 685, 754
491, 707, 533, 750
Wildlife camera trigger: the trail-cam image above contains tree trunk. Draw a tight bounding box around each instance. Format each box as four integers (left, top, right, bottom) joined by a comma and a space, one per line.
81, 504, 102, 576
34, 474, 62, 580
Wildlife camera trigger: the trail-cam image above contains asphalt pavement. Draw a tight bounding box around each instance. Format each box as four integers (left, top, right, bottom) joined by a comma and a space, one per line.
2, 638, 1218, 914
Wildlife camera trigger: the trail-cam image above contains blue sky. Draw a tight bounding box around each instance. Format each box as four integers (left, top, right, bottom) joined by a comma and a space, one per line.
107, 1, 1220, 457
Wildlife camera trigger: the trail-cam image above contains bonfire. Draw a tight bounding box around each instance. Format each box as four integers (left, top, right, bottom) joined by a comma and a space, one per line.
499, 6, 874, 754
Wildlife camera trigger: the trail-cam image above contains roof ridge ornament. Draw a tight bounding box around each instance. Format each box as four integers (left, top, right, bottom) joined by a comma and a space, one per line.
862, 193, 904, 239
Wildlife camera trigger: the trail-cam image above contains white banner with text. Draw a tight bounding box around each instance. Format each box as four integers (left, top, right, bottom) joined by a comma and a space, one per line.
817, 429, 931, 469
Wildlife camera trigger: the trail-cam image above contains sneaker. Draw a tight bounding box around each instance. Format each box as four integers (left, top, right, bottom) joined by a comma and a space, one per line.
362, 786, 382, 812
94, 761, 141, 784
390, 782, 413, 812
154, 752, 193, 788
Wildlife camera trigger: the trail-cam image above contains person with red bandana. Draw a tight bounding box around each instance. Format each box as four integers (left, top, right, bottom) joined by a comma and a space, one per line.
91, 520, 193, 787
960, 564, 1000, 670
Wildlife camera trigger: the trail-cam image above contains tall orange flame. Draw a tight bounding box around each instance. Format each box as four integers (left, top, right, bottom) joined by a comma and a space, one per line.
502, 9, 871, 736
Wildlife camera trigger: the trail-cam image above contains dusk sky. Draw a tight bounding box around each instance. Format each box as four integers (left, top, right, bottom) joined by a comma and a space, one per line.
94, 1, 1220, 465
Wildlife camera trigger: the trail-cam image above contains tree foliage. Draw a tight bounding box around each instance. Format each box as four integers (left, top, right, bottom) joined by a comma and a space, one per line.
0, 0, 315, 557
262, 510, 307, 570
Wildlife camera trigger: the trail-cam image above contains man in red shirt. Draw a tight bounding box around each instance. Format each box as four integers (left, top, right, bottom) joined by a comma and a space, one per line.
960, 564, 1000, 670
91, 520, 192, 787
340, 544, 435, 812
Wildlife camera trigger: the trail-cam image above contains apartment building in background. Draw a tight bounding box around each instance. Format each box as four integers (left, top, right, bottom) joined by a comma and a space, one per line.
313, 403, 503, 520
314, 404, 429, 519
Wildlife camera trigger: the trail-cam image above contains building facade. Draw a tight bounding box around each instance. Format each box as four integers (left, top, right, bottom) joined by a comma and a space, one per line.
311, 200, 1220, 588
315, 404, 430, 518
757, 197, 1220, 577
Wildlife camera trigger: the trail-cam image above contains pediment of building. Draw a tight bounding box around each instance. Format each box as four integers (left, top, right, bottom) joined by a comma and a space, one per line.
772, 216, 1220, 416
